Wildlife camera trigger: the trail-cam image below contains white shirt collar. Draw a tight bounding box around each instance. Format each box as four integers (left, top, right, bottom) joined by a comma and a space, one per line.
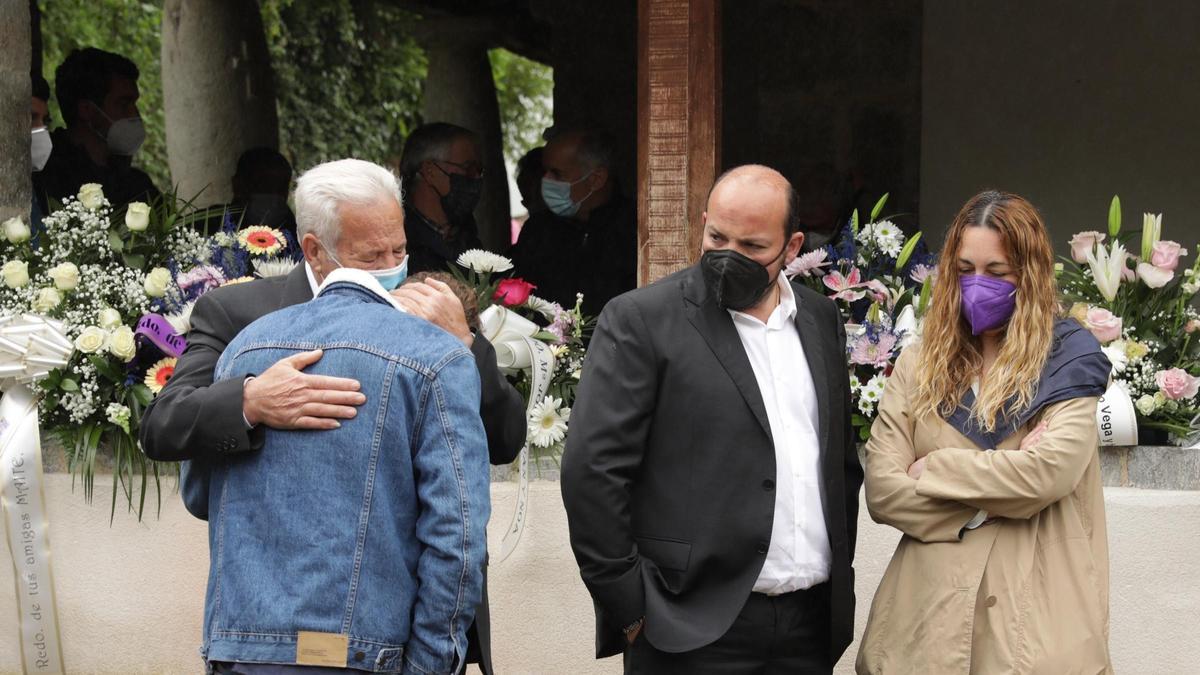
314, 265, 406, 313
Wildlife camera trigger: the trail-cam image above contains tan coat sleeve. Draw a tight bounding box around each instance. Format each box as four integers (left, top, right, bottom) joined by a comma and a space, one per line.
865, 349, 981, 542
915, 395, 1100, 519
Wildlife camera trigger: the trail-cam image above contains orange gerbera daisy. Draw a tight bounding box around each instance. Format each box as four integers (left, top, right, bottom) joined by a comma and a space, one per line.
237, 225, 285, 256
144, 357, 177, 394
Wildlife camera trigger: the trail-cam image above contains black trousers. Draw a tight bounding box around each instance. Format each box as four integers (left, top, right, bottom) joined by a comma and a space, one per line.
624, 584, 833, 675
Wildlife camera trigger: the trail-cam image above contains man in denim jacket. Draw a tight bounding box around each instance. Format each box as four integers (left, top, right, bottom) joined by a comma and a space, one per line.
194, 265, 489, 674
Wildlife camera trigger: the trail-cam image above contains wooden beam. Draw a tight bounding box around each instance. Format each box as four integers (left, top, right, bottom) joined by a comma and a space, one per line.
637, 0, 721, 286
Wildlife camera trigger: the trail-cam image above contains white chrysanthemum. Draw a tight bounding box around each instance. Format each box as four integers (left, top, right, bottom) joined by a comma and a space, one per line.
253, 257, 300, 278
457, 249, 514, 274
527, 395, 571, 448
165, 301, 196, 335
857, 220, 905, 258
524, 294, 559, 320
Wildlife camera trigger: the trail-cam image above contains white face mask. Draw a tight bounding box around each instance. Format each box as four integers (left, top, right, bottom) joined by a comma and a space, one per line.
90, 102, 145, 156
31, 127, 52, 171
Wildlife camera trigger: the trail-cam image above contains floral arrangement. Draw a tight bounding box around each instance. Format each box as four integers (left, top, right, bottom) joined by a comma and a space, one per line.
0, 185, 300, 515
453, 249, 592, 460
1059, 197, 1200, 443
786, 195, 934, 440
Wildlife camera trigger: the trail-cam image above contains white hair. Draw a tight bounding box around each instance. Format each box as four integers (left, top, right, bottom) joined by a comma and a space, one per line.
294, 158, 403, 247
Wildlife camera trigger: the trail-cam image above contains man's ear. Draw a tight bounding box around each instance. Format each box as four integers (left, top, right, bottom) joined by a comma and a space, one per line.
784, 231, 805, 265
588, 166, 609, 191
301, 233, 324, 275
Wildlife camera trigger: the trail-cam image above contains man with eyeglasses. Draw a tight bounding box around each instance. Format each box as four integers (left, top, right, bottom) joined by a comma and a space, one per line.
398, 122, 487, 274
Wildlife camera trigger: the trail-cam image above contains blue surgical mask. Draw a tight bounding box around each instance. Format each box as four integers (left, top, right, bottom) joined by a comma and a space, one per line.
541, 171, 595, 218
321, 242, 409, 291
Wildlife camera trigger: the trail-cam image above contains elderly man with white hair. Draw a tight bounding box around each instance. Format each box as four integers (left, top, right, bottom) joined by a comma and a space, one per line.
141, 158, 526, 672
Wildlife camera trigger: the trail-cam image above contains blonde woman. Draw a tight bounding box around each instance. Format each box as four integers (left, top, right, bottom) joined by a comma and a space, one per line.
857, 191, 1112, 674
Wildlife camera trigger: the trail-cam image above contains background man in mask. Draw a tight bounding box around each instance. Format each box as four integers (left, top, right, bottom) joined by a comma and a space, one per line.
511, 125, 636, 317
35, 47, 160, 208
202, 147, 297, 237
398, 122, 485, 273
561, 165, 862, 673
30, 73, 53, 232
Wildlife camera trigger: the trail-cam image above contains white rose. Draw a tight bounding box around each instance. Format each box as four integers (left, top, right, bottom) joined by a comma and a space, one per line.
32, 287, 62, 313
78, 183, 105, 210
97, 307, 123, 329
48, 262, 80, 291
1136, 394, 1159, 416
2, 260, 29, 288
125, 202, 151, 231
74, 326, 109, 354
144, 267, 171, 298
2, 216, 30, 244
108, 325, 137, 362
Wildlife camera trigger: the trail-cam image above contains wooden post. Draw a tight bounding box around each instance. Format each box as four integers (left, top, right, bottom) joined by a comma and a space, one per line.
637, 0, 721, 286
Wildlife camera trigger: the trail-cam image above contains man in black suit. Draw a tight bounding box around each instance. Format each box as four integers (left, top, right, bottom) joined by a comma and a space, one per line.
562, 165, 863, 673
140, 158, 524, 675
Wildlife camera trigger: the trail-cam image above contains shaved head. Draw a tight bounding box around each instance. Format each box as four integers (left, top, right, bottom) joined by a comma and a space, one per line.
707, 165, 798, 237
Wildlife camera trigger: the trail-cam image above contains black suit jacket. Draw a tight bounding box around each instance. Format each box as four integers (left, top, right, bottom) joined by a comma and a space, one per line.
139, 264, 525, 674
560, 265, 863, 662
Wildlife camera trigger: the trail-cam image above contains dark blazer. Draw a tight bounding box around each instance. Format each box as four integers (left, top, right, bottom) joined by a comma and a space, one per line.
139, 264, 525, 675
560, 265, 863, 663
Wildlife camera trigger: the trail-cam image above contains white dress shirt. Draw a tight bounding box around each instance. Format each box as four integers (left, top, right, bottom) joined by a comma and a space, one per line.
729, 275, 832, 594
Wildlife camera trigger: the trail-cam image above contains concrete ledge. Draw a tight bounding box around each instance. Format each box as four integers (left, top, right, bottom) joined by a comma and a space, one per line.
1101, 446, 1200, 490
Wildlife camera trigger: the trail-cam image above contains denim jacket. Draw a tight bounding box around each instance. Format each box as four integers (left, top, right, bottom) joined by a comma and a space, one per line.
191, 280, 490, 674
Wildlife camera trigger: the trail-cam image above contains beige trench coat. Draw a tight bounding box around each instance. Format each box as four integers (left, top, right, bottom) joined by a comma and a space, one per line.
857, 348, 1111, 675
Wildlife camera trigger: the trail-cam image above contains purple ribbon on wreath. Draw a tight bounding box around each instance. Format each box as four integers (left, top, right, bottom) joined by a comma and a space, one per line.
135, 314, 187, 358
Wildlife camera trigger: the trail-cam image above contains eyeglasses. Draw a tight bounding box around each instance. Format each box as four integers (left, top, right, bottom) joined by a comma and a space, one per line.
435, 159, 484, 179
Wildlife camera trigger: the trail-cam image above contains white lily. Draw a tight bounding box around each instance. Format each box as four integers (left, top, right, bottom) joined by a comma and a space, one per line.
1086, 241, 1126, 302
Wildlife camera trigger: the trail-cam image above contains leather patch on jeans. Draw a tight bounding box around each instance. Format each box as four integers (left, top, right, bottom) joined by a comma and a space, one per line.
296, 631, 349, 667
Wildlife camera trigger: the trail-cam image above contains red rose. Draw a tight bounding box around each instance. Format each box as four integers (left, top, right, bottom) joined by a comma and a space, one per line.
493, 278, 536, 306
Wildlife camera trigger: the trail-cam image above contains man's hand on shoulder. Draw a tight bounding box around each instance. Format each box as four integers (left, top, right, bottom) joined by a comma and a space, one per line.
390, 278, 474, 347
242, 349, 366, 430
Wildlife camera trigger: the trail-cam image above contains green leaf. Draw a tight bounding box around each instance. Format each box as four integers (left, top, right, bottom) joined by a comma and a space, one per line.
895, 232, 923, 273
60, 377, 79, 392
850, 208, 860, 235
1108, 195, 1122, 238
88, 354, 124, 382
918, 276, 933, 313
869, 193, 890, 222
108, 230, 125, 253
122, 253, 146, 270
130, 384, 154, 407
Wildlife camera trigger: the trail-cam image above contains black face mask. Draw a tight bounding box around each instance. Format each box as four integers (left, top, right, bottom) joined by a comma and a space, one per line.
435, 165, 483, 222
700, 245, 786, 311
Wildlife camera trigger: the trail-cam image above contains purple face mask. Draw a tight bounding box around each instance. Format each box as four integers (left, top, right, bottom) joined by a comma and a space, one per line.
960, 274, 1017, 335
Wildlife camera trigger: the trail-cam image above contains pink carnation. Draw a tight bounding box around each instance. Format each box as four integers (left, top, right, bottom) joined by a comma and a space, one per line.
1155, 368, 1200, 400
849, 331, 898, 367
175, 265, 226, 295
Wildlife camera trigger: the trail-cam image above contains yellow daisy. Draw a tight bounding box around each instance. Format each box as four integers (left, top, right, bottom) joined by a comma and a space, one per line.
237, 225, 285, 256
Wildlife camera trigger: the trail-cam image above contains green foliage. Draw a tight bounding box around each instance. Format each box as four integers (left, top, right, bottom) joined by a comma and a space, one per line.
39, 0, 553, 202
489, 48, 554, 165
39, 0, 170, 191
261, 0, 426, 173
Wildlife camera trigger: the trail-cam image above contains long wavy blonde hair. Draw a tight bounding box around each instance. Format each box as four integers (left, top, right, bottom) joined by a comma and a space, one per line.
914, 190, 1059, 431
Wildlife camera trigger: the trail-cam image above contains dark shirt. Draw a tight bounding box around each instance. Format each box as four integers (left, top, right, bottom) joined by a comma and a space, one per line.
404, 204, 483, 274
34, 128, 160, 208
510, 194, 637, 317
